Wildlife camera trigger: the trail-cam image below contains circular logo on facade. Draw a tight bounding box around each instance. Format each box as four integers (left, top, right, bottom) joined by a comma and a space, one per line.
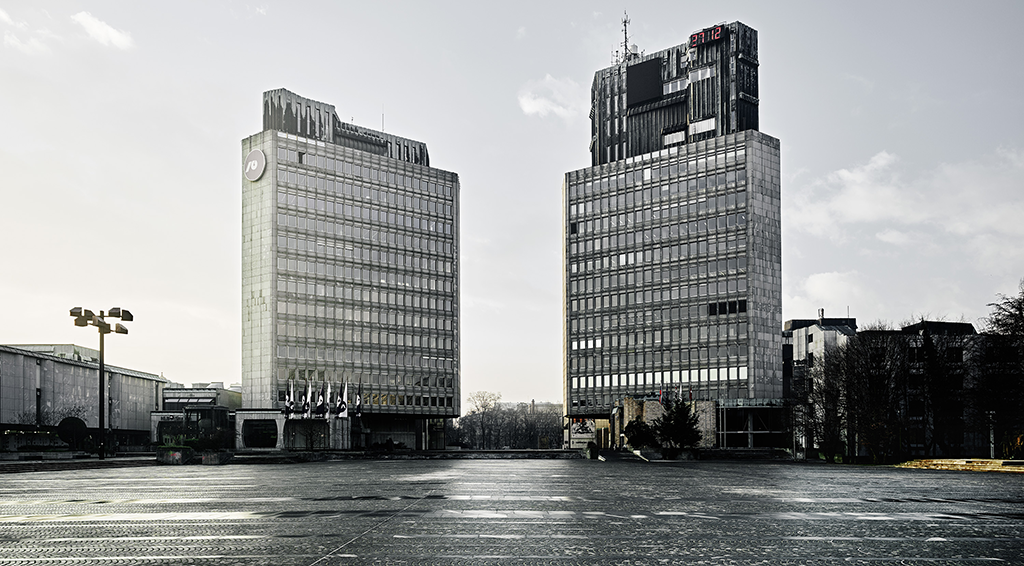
243, 149, 266, 182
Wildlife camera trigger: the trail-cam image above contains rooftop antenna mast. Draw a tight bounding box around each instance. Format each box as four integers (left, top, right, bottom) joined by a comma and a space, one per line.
621, 11, 632, 61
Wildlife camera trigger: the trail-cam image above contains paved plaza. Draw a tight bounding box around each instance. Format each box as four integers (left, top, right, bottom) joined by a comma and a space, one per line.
0, 459, 1022, 564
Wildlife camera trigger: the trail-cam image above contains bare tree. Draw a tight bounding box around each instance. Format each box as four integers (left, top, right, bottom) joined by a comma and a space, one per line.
984, 279, 1024, 335
804, 343, 848, 463
918, 328, 970, 457
844, 329, 910, 463
464, 391, 501, 449
16, 404, 90, 427
450, 395, 563, 450
974, 282, 1024, 458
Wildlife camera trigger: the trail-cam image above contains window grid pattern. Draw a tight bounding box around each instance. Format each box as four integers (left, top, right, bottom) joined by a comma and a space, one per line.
243, 131, 460, 417
564, 131, 780, 414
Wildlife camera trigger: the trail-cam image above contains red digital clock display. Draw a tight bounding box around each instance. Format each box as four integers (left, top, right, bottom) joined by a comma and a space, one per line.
689, 25, 723, 48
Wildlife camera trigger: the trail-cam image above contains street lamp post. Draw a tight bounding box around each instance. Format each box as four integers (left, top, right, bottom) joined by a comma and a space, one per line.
987, 410, 996, 460
70, 307, 132, 460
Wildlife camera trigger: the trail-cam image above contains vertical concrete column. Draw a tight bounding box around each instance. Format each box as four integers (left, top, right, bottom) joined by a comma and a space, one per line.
330, 418, 351, 450
747, 412, 754, 448
276, 416, 286, 450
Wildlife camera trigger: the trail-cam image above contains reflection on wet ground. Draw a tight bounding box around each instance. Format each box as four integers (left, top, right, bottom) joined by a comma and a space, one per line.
0, 460, 1021, 564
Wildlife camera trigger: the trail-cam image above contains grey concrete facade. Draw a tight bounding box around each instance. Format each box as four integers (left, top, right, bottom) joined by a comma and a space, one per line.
241, 89, 460, 449
590, 21, 759, 166
0, 344, 166, 448
565, 22, 783, 448
564, 131, 781, 416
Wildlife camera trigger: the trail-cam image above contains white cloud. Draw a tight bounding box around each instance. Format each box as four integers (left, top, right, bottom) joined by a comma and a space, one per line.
1, 8, 53, 54
785, 148, 1024, 325
874, 229, 929, 248
789, 149, 1024, 247
515, 26, 526, 40
517, 74, 588, 122
842, 73, 874, 92
3, 30, 48, 54
71, 12, 133, 49
0, 8, 27, 29
789, 151, 911, 236
786, 271, 877, 322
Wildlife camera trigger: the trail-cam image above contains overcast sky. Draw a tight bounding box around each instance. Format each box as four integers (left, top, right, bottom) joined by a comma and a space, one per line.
2, 1, 1022, 405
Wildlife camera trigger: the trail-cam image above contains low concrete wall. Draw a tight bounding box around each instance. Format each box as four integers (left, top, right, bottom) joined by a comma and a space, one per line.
156, 447, 195, 465
231, 449, 585, 462
0, 452, 78, 461
201, 452, 234, 465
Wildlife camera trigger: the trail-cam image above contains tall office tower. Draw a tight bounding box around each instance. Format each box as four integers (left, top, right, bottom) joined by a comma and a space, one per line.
565, 22, 783, 448
241, 89, 460, 450
591, 21, 759, 166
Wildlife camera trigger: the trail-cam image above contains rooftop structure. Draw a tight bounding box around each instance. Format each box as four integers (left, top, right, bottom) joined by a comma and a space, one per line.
241, 89, 460, 450
565, 21, 783, 449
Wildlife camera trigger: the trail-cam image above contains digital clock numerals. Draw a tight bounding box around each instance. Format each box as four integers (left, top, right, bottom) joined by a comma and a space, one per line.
690, 26, 722, 48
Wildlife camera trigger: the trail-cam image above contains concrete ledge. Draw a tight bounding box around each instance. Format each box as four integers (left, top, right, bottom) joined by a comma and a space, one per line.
230, 450, 584, 463
897, 459, 1024, 473
0, 456, 158, 474
698, 448, 792, 460
201, 451, 234, 465
0, 452, 79, 461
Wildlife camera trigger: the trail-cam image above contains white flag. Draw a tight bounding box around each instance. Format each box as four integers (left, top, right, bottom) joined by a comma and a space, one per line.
337, 382, 349, 418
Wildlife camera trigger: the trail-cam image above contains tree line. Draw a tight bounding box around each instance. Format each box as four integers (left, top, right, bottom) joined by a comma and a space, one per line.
799, 282, 1024, 462
623, 395, 703, 458
446, 391, 564, 449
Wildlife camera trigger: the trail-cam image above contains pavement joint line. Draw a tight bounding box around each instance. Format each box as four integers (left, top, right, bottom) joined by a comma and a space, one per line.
305, 473, 456, 566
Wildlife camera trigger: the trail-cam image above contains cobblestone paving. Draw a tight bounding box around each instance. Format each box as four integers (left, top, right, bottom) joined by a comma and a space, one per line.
0, 460, 1021, 564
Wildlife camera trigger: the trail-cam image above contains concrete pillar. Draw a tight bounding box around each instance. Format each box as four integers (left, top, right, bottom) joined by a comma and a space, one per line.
747, 411, 754, 448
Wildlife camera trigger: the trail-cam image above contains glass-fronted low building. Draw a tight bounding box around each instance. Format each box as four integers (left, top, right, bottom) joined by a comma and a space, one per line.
564, 22, 784, 449
1, 344, 166, 450
241, 89, 459, 450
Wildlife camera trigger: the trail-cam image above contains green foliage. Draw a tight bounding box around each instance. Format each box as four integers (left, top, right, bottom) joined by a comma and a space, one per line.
625, 398, 703, 458
1005, 432, 1024, 460
180, 429, 233, 452
985, 280, 1024, 335
623, 417, 657, 450
653, 397, 703, 453
181, 437, 219, 452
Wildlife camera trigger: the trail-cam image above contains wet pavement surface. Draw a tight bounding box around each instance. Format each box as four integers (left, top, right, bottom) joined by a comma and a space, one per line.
0, 459, 1021, 564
